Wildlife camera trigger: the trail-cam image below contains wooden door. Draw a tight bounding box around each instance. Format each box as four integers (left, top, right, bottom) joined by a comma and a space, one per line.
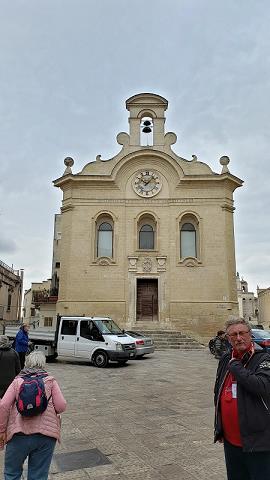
136, 279, 158, 322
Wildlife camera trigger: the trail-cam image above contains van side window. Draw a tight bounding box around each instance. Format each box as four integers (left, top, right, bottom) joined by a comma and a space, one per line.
61, 320, 77, 336
80, 321, 93, 339
80, 320, 104, 341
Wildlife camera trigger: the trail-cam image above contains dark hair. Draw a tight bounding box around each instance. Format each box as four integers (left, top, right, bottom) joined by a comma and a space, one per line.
217, 330, 225, 336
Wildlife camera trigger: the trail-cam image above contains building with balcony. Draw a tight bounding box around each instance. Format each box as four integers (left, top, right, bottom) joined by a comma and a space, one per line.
0, 260, 23, 331
23, 279, 57, 329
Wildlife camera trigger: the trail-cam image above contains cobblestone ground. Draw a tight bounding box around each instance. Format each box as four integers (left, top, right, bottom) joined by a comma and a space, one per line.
0, 350, 227, 479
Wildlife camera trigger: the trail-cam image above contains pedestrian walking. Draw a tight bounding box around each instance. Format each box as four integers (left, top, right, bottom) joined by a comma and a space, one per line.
214, 317, 270, 480
15, 323, 30, 368
0, 335, 21, 398
0, 351, 67, 480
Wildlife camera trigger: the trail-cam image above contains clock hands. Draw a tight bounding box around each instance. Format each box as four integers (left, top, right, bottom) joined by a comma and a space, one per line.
141, 176, 153, 185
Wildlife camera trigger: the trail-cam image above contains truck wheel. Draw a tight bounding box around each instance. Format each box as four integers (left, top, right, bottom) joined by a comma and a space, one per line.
47, 353, 58, 363
92, 351, 108, 368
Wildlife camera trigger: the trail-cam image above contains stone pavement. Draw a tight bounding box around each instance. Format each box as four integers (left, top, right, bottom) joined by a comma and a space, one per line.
0, 351, 227, 479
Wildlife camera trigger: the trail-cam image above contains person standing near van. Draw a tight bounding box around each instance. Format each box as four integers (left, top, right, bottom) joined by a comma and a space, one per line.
0, 336, 21, 398
15, 323, 29, 369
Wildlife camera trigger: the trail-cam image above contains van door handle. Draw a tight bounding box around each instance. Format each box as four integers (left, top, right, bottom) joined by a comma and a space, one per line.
77, 337, 79, 341
61, 336, 64, 340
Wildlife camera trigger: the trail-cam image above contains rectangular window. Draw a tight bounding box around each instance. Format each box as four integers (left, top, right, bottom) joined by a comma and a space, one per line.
98, 231, 113, 257
7, 294, 12, 312
61, 320, 77, 336
44, 317, 53, 327
181, 231, 196, 258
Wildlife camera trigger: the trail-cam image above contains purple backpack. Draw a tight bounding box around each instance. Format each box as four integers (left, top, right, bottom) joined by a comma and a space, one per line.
16, 374, 51, 417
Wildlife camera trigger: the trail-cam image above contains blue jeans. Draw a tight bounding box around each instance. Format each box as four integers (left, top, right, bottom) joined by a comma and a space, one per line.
4, 433, 56, 480
224, 439, 270, 480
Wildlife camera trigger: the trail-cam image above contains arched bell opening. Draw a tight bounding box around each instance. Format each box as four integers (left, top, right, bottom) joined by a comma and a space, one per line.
140, 116, 153, 146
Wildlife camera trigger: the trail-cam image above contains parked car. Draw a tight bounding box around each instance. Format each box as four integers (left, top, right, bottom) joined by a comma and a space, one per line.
251, 329, 270, 353
125, 331, 155, 358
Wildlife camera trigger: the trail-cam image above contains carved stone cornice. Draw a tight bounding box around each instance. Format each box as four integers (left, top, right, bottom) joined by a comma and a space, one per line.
60, 205, 74, 213
221, 204, 235, 213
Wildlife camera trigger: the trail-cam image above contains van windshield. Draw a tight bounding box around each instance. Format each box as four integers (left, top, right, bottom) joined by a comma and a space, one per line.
95, 319, 123, 335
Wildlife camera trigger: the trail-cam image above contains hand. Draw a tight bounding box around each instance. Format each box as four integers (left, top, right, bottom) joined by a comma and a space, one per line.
0, 433, 6, 449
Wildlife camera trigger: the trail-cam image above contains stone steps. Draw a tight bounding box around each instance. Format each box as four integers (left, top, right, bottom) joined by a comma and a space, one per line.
127, 327, 205, 351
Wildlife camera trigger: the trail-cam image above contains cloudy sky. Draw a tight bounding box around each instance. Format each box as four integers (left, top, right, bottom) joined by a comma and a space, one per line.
0, 0, 269, 295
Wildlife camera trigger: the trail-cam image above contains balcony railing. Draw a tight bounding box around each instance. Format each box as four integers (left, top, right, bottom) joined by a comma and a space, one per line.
0, 260, 20, 277
32, 292, 58, 305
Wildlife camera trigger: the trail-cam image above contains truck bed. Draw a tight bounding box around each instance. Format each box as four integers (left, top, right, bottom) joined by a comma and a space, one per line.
4, 326, 55, 342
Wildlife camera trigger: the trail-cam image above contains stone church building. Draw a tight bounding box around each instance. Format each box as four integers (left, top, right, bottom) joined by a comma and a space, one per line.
53, 93, 243, 339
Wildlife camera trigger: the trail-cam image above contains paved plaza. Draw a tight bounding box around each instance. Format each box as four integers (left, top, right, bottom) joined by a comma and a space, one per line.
0, 350, 227, 479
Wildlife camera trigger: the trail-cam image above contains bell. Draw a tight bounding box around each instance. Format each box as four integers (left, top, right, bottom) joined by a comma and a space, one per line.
143, 120, 151, 126
142, 126, 152, 133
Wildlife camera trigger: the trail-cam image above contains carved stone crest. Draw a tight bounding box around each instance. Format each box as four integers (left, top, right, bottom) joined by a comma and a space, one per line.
142, 258, 152, 272
128, 256, 138, 271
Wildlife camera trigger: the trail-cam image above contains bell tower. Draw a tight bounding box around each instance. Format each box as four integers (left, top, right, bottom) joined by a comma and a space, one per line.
125, 93, 168, 147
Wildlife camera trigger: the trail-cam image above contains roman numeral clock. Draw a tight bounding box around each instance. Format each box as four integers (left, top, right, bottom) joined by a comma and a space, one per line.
133, 170, 162, 197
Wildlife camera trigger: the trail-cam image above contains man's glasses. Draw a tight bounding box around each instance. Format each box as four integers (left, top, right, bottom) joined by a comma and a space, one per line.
226, 330, 250, 339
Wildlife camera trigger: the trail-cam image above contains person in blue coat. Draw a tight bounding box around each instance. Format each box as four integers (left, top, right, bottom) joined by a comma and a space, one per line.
15, 324, 29, 368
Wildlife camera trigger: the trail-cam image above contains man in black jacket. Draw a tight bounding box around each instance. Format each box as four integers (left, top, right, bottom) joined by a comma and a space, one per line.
0, 335, 21, 398
214, 317, 270, 480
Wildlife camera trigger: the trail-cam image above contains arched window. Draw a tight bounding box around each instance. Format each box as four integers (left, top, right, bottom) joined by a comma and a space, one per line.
180, 222, 197, 258
97, 221, 113, 257
139, 224, 154, 250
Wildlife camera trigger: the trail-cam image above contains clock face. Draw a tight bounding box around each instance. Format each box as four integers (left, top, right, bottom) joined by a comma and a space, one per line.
133, 170, 162, 197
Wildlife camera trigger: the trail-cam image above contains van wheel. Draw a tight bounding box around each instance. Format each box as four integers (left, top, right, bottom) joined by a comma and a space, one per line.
93, 351, 108, 368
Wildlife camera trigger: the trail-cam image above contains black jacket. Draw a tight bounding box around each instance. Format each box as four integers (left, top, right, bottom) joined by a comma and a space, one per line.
0, 346, 21, 398
214, 346, 270, 452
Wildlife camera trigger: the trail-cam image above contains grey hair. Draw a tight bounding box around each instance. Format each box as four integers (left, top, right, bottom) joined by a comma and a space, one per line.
25, 351, 46, 369
0, 335, 9, 346
225, 317, 252, 332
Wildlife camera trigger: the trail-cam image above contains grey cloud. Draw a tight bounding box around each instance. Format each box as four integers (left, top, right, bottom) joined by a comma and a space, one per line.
0, 237, 17, 255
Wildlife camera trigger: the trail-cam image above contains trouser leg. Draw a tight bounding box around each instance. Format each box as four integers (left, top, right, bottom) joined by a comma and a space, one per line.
27, 434, 56, 480
245, 450, 270, 480
4, 434, 29, 480
18, 351, 26, 368
223, 439, 249, 480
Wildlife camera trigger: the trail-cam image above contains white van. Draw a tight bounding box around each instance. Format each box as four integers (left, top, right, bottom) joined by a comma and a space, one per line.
5, 316, 136, 368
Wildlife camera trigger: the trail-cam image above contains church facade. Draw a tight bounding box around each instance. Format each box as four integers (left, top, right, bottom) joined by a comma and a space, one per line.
53, 93, 243, 340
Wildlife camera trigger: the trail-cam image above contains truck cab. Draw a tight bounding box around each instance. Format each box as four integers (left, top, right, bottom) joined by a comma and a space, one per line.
54, 316, 135, 367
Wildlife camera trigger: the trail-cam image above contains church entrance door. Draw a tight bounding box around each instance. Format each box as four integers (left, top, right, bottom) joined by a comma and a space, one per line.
136, 279, 158, 322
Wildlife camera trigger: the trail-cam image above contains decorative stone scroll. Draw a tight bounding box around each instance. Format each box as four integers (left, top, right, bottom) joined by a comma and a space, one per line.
178, 257, 202, 267
95, 257, 115, 266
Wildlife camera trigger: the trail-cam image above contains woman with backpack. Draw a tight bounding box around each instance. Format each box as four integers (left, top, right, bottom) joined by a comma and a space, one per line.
0, 351, 67, 480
